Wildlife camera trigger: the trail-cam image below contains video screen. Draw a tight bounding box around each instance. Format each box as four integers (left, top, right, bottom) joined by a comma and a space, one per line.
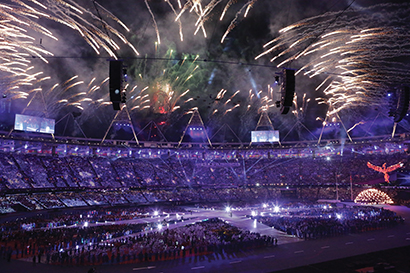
14, 114, 55, 134
251, 130, 279, 143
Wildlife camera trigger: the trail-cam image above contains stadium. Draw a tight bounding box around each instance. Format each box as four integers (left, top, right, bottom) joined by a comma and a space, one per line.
1, 1, 410, 273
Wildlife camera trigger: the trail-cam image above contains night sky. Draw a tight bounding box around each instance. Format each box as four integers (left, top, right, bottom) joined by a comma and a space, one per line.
1, 0, 410, 143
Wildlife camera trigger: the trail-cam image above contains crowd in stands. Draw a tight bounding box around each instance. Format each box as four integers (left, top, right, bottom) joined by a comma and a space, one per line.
0, 140, 408, 213
0, 144, 407, 191
0, 138, 408, 267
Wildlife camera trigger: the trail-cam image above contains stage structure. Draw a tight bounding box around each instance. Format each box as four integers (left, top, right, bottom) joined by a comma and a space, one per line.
137, 121, 168, 143
100, 105, 139, 145
281, 118, 317, 142
250, 111, 280, 146
210, 123, 243, 145
7, 87, 58, 139
363, 111, 410, 139
178, 108, 212, 147
317, 106, 352, 144
53, 112, 87, 138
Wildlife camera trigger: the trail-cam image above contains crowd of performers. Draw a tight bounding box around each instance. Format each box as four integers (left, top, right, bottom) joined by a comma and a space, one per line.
0, 202, 404, 266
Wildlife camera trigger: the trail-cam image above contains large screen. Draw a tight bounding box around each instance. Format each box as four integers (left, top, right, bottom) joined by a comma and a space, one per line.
251, 130, 279, 143
14, 114, 55, 134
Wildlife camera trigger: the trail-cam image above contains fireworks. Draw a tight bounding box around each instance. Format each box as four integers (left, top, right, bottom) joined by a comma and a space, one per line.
247, 83, 280, 113
171, 0, 258, 41
220, 0, 257, 43
256, 3, 410, 116
145, 0, 161, 45
4, 1, 406, 142
354, 189, 393, 205
208, 88, 242, 117
128, 49, 208, 125
21, 75, 111, 120
0, 0, 140, 120
0, 0, 138, 64
1, 1, 264, 127
292, 93, 310, 122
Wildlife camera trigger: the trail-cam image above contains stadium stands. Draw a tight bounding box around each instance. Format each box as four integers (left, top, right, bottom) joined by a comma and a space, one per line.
0, 136, 408, 212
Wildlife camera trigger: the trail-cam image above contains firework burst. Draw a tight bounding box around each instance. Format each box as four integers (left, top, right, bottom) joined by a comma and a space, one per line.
0, 0, 138, 106
256, 3, 410, 116
19, 74, 111, 121
171, 0, 258, 41
127, 49, 208, 125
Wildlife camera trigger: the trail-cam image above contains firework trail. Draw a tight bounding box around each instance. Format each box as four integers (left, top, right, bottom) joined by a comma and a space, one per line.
256, 3, 410, 115
173, 0, 258, 40
21, 74, 112, 120
243, 82, 281, 114
347, 121, 365, 133
127, 85, 150, 111
128, 50, 207, 125
221, 0, 257, 43
207, 82, 281, 136
288, 93, 313, 140
209, 88, 242, 117
165, 0, 184, 41
219, 0, 235, 20
145, 0, 161, 45
0, 0, 140, 123
292, 93, 310, 122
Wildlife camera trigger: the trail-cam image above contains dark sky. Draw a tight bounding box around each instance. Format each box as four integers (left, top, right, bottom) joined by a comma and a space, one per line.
1, 0, 410, 142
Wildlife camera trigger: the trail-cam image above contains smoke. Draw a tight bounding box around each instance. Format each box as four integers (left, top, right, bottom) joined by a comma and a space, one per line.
4, 0, 409, 142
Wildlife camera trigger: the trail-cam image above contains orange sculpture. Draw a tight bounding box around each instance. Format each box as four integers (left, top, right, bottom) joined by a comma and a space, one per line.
367, 162, 403, 183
